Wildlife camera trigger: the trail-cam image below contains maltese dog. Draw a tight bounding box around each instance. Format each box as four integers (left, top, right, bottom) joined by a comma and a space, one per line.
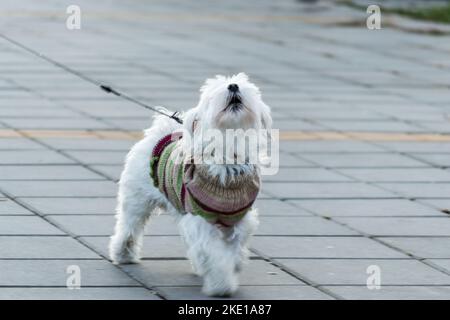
109, 73, 272, 296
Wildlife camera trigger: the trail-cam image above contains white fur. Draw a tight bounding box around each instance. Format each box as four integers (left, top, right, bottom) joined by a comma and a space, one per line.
109, 73, 271, 297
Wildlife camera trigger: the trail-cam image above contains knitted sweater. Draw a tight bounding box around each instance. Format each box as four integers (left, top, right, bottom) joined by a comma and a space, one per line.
150, 133, 260, 227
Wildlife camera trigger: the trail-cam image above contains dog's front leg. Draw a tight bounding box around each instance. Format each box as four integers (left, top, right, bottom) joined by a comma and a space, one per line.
178, 214, 238, 296
232, 208, 259, 272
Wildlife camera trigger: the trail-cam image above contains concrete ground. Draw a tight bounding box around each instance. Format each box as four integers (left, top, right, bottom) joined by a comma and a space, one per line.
1, 0, 450, 300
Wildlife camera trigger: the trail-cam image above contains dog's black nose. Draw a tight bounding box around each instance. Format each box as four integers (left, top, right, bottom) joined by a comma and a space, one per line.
228, 83, 239, 93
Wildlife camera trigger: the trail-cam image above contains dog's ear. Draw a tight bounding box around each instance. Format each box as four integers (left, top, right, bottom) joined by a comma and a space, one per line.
200, 75, 226, 94
183, 107, 199, 134
260, 101, 272, 131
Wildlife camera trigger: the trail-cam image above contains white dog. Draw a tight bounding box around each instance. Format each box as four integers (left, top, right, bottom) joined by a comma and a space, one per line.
109, 73, 272, 296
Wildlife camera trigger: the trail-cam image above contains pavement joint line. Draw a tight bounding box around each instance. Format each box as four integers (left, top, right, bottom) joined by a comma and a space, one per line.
0, 10, 369, 24
0, 284, 292, 288
250, 247, 342, 300
15, 131, 122, 183
0, 234, 71, 237
0, 179, 107, 181
5, 196, 117, 199
320, 284, 450, 287
6, 189, 167, 299
0, 258, 103, 260
298, 28, 450, 77
202, 23, 374, 91
2, 3, 450, 298
6, 77, 139, 140
294, 132, 450, 199
292, 200, 450, 278
414, 198, 450, 213
2, 129, 450, 141
250, 257, 439, 260
1, 115, 339, 298
0, 285, 144, 288
0, 120, 168, 299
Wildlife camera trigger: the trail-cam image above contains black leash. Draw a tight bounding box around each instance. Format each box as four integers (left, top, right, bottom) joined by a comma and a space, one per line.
0, 33, 183, 124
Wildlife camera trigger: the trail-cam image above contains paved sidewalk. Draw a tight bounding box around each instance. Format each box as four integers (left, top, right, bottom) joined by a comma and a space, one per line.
1, 0, 450, 299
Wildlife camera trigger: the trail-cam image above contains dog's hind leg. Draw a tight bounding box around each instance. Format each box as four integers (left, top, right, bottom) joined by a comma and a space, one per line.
109, 185, 156, 264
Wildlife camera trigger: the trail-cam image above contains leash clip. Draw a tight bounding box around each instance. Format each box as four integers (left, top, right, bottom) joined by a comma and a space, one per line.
170, 111, 183, 124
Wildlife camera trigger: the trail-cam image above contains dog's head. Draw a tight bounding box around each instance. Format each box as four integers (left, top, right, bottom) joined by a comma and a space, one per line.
184, 73, 272, 133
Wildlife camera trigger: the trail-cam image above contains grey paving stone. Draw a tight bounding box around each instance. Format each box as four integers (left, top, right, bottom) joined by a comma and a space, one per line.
0, 198, 34, 215
336, 168, 450, 182
427, 259, 450, 273
2, 0, 450, 300
289, 199, 442, 217
418, 123, 450, 133
39, 138, 136, 151
317, 120, 424, 132
377, 142, 450, 153
265, 168, 351, 182
90, 165, 122, 180
19, 197, 116, 215
65, 151, 127, 165
158, 285, 333, 300
277, 259, 450, 285
322, 286, 450, 300
0, 181, 117, 197
0, 165, 104, 180
381, 237, 450, 259
0, 260, 138, 286
263, 182, 394, 199
299, 153, 427, 168
82, 236, 187, 259
411, 154, 450, 167
376, 183, 450, 198
254, 199, 312, 216
0, 150, 74, 164
0, 216, 64, 235
0, 96, 60, 106
48, 214, 178, 236
0, 107, 81, 118
0, 236, 99, 259
257, 216, 356, 236
104, 119, 153, 131
0, 138, 44, 150
417, 199, 450, 212
122, 260, 304, 287
336, 217, 450, 236
251, 236, 406, 259
278, 152, 316, 167
286, 141, 384, 153
72, 104, 150, 118
0, 287, 161, 300
2, 118, 111, 130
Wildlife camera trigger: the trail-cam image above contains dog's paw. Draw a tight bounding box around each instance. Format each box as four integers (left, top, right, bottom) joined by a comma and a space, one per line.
189, 261, 203, 277
109, 234, 142, 265
110, 249, 141, 265
111, 254, 140, 265
202, 274, 238, 297
109, 244, 141, 265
